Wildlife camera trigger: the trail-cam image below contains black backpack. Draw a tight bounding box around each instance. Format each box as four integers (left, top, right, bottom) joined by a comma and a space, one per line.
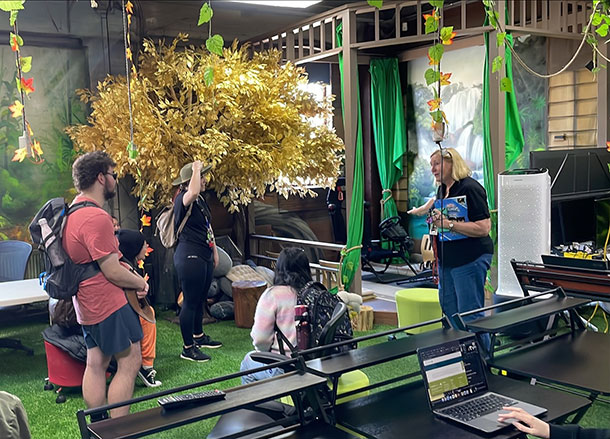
29, 198, 102, 301
296, 281, 355, 354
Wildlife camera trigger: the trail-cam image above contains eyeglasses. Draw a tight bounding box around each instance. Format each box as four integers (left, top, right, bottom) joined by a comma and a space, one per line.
105, 172, 118, 180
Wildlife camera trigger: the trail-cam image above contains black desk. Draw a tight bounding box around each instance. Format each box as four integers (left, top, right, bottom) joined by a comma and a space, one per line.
491, 331, 610, 396
86, 371, 328, 439
306, 328, 470, 377
335, 374, 592, 439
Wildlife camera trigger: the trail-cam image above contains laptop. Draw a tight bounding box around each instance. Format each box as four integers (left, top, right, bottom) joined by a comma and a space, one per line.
417, 336, 547, 434
541, 254, 609, 272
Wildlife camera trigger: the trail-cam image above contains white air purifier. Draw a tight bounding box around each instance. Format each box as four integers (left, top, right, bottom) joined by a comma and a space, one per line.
497, 169, 551, 297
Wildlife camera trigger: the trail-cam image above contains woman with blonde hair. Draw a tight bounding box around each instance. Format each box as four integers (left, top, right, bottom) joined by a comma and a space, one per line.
408, 148, 493, 342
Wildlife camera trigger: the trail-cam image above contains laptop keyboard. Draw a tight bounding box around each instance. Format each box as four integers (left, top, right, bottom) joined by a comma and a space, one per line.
439, 394, 517, 422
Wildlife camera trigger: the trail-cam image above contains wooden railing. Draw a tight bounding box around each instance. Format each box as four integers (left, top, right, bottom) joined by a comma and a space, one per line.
249, 0, 592, 64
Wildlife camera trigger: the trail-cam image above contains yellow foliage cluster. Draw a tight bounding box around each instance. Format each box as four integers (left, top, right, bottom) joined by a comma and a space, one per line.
67, 36, 344, 212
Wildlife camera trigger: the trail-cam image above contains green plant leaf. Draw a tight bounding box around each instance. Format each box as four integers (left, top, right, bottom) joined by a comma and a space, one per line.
425, 15, 439, 34
440, 26, 454, 41
430, 110, 444, 122
19, 56, 31, 73
127, 141, 138, 159
9, 9, 18, 26
367, 0, 383, 7
424, 68, 440, 86
197, 2, 213, 26
0, 1, 24, 12
429, 0, 444, 7
496, 32, 506, 47
428, 43, 444, 63
9, 31, 23, 47
596, 23, 609, 37
500, 77, 513, 93
204, 66, 214, 86
492, 55, 503, 73
593, 12, 603, 26
206, 34, 224, 56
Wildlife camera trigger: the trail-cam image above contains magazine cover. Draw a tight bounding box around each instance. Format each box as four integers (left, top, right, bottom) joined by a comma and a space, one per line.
430, 196, 469, 241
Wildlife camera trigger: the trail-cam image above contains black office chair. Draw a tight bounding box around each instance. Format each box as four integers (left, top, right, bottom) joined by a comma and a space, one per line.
207, 302, 352, 439
0, 240, 34, 355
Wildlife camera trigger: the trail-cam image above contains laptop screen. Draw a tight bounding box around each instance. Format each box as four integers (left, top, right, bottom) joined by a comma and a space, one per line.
417, 337, 488, 410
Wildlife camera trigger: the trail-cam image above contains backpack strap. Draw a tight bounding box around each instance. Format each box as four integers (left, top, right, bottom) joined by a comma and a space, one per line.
67, 200, 100, 215
274, 322, 296, 356
297, 281, 326, 299
176, 203, 193, 239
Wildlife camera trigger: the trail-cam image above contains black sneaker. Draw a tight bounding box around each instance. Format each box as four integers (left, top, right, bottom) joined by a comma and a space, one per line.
193, 334, 223, 349
180, 346, 211, 362
138, 366, 162, 388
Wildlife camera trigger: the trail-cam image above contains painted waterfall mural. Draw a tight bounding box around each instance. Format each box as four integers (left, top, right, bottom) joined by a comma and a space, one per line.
406, 45, 486, 239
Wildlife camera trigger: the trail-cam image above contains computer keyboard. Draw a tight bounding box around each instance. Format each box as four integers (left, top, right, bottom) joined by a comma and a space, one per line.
439, 394, 517, 422
158, 389, 226, 410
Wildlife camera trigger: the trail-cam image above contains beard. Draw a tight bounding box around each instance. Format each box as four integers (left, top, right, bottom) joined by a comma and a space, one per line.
103, 182, 117, 200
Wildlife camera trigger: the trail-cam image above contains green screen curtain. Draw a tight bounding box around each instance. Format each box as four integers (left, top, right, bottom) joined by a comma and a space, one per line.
503, 33, 525, 169
369, 58, 407, 220
336, 23, 364, 292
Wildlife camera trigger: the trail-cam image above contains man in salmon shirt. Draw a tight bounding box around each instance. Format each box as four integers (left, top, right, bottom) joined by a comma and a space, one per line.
63, 151, 149, 419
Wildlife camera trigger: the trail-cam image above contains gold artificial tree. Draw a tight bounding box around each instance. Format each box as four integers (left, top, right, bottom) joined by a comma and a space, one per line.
67, 35, 344, 212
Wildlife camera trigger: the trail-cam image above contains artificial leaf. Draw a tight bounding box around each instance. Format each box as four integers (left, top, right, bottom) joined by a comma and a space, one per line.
204, 66, 214, 86
496, 32, 506, 47
126, 47, 132, 61
32, 139, 43, 156
430, 110, 444, 123
439, 72, 452, 86
125, 0, 134, 14
198, 2, 213, 26
11, 147, 26, 162
0, 1, 24, 11
424, 68, 440, 86
9, 32, 22, 51
606, 141, 610, 152
424, 11, 440, 34
500, 77, 513, 93
440, 26, 456, 45
593, 12, 603, 26
9, 9, 18, 26
429, 0, 444, 7
367, 0, 383, 7
206, 34, 224, 56
20, 77, 34, 95
145, 245, 154, 257
127, 13, 132, 27
127, 141, 138, 159
8, 100, 23, 117
427, 53, 439, 66
596, 23, 609, 37
138, 260, 144, 269
25, 120, 33, 136
427, 98, 441, 111
140, 214, 151, 227
492, 55, 503, 73
19, 56, 31, 73
428, 44, 444, 63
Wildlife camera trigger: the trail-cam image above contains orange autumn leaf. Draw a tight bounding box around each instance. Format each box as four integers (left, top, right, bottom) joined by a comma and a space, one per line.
442, 31, 457, 45
137, 260, 144, 269
125, 1, 134, 14
427, 53, 439, 66
10, 34, 19, 51
423, 11, 439, 21
32, 140, 43, 156
140, 214, 151, 227
11, 147, 27, 162
9, 100, 23, 118
440, 72, 452, 86
26, 121, 33, 136
607, 141, 610, 152
427, 98, 441, 111
20, 77, 34, 95
128, 13, 132, 27
145, 245, 154, 257
126, 48, 132, 61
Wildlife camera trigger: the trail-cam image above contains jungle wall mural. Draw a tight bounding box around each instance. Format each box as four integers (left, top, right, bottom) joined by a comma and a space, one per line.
406, 44, 486, 239
0, 45, 88, 240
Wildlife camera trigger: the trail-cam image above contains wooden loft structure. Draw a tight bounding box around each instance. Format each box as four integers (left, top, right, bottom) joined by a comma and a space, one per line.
247, 0, 601, 293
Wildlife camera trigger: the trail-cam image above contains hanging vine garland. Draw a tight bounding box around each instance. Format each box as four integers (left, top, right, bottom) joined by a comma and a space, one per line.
1, 0, 43, 163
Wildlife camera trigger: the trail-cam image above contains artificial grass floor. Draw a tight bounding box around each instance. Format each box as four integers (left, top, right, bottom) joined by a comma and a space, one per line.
0, 306, 609, 438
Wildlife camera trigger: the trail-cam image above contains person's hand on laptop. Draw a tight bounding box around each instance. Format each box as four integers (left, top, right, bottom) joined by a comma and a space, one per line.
498, 406, 550, 438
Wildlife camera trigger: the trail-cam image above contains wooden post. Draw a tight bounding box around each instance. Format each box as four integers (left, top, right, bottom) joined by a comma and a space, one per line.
232, 280, 266, 328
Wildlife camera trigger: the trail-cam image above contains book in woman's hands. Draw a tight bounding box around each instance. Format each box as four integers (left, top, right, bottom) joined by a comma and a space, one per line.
430, 196, 469, 241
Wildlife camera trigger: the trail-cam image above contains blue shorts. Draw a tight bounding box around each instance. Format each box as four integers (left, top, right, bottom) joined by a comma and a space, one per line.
82, 303, 143, 356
